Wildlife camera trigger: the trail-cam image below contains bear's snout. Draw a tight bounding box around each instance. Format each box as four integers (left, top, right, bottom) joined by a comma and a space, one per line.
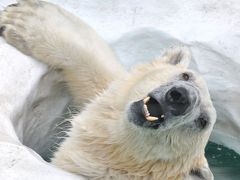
127, 82, 200, 130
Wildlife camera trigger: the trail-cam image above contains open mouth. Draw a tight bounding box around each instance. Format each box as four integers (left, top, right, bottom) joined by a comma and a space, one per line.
128, 85, 196, 129
143, 96, 165, 122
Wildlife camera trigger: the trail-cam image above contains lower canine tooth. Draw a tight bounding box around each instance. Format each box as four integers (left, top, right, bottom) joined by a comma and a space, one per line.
161, 115, 165, 118
146, 116, 158, 121
144, 105, 150, 116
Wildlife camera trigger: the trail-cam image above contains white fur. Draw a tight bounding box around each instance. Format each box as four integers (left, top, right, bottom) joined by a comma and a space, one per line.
0, 0, 216, 179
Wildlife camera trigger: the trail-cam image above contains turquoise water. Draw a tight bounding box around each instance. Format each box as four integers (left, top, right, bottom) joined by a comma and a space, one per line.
206, 142, 240, 180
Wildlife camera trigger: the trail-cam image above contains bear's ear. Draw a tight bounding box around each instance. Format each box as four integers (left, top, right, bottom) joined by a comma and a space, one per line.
161, 46, 191, 68
188, 164, 214, 180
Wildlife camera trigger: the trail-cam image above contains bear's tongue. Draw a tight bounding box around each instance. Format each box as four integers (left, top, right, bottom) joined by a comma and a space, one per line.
143, 96, 165, 122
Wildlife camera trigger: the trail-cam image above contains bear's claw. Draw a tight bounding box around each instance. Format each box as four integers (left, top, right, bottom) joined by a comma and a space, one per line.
0, 26, 6, 36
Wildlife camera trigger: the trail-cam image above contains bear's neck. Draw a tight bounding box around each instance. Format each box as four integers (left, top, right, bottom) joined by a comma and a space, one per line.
83, 139, 205, 179
52, 120, 205, 178
53, 124, 205, 179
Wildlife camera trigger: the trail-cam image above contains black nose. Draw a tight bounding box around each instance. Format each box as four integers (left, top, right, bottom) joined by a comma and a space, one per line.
165, 87, 190, 116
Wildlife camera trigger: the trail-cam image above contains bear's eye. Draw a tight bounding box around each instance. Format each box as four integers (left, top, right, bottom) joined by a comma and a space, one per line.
195, 114, 209, 129
182, 73, 190, 81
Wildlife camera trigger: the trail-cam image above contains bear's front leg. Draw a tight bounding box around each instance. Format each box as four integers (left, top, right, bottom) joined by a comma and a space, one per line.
0, 0, 107, 67
0, 0, 125, 106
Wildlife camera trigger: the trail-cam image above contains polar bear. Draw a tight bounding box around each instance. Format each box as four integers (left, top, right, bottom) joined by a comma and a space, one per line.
0, 0, 216, 179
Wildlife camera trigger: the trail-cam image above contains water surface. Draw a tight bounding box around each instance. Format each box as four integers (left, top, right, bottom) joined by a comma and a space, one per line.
206, 142, 240, 180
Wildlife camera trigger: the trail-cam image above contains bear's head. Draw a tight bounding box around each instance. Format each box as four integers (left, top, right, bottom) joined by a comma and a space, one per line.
54, 46, 216, 179
111, 46, 216, 163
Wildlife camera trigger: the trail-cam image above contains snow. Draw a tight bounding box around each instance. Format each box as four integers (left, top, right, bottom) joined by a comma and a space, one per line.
0, 0, 240, 179
0, 142, 80, 180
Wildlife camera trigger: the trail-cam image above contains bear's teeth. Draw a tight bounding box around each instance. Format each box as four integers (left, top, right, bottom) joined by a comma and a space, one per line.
143, 96, 150, 104
161, 115, 164, 118
146, 116, 158, 121
143, 96, 159, 121
144, 104, 150, 116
